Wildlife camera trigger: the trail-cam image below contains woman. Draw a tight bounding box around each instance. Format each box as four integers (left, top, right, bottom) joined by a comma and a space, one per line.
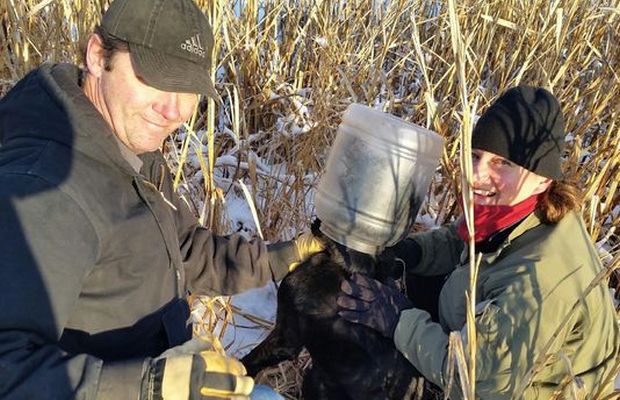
337, 86, 619, 399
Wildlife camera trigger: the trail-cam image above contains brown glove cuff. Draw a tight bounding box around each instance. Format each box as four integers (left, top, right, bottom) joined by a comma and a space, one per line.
98, 358, 150, 400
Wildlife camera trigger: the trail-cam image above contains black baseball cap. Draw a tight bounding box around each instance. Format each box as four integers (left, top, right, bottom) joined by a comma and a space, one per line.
101, 0, 216, 97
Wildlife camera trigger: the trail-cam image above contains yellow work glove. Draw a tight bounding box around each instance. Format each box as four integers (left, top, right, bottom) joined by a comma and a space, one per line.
195, 351, 254, 399
142, 347, 254, 400
289, 230, 326, 271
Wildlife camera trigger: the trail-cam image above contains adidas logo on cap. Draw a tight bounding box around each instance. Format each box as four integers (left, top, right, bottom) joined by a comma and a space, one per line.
181, 34, 206, 58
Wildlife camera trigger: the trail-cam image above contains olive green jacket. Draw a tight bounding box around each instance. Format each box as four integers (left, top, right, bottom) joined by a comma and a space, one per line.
393, 211, 619, 399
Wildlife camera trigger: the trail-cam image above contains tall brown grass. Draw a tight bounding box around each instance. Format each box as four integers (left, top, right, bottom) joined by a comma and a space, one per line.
1, 0, 619, 398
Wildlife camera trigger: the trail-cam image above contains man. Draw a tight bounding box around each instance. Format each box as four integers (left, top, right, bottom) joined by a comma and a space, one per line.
0, 0, 320, 398
337, 86, 620, 398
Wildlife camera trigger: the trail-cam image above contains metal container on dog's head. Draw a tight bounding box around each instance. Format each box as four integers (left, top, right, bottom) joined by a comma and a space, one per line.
315, 103, 445, 255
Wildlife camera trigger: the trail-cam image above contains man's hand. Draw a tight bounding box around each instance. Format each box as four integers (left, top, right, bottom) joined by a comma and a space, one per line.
337, 273, 412, 338
289, 230, 325, 270
141, 346, 254, 400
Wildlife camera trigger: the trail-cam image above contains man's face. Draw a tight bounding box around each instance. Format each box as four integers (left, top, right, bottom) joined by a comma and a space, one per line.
84, 36, 198, 154
471, 149, 551, 206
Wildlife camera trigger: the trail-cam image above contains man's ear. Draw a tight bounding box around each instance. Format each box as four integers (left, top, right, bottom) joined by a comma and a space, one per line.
84, 34, 106, 78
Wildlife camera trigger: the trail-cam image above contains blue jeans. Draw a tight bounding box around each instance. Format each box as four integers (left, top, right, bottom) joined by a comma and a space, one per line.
250, 384, 284, 400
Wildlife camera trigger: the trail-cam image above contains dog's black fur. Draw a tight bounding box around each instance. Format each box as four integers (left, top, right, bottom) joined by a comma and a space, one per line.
242, 223, 423, 399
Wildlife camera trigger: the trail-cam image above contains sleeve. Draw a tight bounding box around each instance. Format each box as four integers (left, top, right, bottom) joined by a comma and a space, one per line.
399, 222, 464, 276
143, 153, 298, 296
393, 308, 450, 388
393, 292, 536, 399
0, 174, 146, 399
178, 218, 297, 295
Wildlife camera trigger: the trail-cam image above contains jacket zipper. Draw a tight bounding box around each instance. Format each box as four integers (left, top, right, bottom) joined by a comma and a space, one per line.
133, 176, 184, 297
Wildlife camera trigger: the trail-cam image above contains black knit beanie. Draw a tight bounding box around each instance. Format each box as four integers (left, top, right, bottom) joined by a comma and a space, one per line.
472, 86, 565, 180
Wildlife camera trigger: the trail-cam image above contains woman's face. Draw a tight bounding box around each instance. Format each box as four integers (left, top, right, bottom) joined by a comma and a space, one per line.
471, 149, 552, 206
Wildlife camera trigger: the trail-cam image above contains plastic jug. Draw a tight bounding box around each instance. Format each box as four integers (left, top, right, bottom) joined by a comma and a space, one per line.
315, 103, 445, 254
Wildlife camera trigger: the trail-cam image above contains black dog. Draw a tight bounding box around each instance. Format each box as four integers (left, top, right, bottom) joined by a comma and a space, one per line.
242, 223, 423, 399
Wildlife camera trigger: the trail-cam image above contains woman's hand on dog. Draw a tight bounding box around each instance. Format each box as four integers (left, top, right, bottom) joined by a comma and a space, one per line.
337, 273, 412, 338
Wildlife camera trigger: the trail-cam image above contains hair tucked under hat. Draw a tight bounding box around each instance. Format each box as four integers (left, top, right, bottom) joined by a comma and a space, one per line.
472, 86, 565, 180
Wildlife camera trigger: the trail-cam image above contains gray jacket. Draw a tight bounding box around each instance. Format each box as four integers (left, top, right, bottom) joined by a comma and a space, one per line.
0, 64, 297, 399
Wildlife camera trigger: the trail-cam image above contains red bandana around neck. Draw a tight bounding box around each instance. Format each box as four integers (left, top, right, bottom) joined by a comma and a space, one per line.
457, 194, 540, 243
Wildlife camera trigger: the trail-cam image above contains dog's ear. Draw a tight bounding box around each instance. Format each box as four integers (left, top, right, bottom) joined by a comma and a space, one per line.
310, 218, 322, 237
310, 217, 333, 252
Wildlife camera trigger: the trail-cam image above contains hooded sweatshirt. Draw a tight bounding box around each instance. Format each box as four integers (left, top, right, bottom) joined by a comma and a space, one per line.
0, 63, 297, 399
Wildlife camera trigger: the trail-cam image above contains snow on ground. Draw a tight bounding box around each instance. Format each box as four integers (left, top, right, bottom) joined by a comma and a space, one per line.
220, 283, 279, 358
191, 281, 279, 359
